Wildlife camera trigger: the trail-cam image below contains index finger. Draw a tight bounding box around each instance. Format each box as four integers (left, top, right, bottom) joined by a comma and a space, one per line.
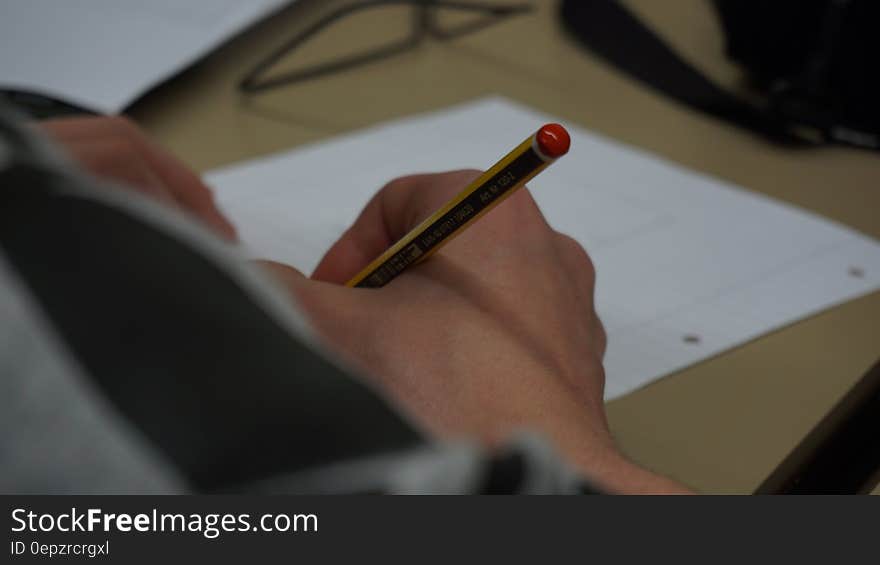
311, 170, 481, 284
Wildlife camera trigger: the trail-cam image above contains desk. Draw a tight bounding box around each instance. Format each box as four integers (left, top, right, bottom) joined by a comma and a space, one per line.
129, 0, 880, 493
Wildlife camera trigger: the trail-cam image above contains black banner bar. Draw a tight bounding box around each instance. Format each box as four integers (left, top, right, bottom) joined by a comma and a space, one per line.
2, 495, 877, 563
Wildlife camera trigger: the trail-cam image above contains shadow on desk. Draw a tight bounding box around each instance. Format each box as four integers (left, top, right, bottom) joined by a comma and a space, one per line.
757, 357, 880, 494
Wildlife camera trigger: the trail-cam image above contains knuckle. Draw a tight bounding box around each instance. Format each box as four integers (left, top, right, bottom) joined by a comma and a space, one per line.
556, 232, 596, 277
382, 174, 418, 193
506, 188, 540, 214
109, 115, 139, 135
494, 189, 544, 234
555, 232, 585, 255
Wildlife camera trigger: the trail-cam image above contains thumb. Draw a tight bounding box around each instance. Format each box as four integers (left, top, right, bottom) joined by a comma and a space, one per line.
311, 170, 481, 284
255, 259, 364, 335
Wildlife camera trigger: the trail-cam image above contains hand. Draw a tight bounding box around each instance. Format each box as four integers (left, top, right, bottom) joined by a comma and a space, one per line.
37, 116, 236, 241
261, 170, 689, 493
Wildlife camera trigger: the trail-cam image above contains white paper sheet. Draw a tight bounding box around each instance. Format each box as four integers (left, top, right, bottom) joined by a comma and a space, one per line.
207, 97, 880, 400
0, 0, 291, 113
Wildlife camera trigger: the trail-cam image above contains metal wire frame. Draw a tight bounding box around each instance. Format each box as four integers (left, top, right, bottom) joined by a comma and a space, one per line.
238, 0, 534, 93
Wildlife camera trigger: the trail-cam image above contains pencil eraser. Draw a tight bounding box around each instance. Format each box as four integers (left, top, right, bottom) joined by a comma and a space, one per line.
536, 123, 570, 159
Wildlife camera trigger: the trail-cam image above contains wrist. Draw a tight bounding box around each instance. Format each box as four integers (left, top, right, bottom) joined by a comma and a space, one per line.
569, 444, 693, 494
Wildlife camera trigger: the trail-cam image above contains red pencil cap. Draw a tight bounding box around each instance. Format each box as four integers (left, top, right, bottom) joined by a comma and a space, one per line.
535, 123, 570, 159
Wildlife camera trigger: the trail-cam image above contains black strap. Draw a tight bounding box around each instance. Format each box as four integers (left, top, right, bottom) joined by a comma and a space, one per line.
559, 0, 817, 148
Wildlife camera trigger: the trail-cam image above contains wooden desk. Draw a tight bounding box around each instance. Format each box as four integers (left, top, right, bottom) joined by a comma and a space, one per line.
129, 0, 880, 493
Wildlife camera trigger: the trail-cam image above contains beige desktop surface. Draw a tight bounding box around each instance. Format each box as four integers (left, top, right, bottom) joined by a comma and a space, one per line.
129, 0, 880, 493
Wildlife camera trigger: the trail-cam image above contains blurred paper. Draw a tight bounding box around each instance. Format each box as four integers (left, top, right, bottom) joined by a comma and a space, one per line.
208, 97, 880, 400
0, 0, 291, 113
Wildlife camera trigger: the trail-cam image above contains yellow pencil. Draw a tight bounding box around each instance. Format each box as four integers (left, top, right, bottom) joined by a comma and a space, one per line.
347, 123, 571, 288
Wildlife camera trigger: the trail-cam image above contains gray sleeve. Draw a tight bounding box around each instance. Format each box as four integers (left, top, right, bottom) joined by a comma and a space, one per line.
0, 257, 186, 494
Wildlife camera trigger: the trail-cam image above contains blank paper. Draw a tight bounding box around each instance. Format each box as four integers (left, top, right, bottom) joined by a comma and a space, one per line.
0, 0, 292, 113
208, 97, 880, 399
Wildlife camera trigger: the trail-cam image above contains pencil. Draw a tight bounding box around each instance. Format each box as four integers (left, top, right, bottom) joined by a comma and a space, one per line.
346, 123, 571, 288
